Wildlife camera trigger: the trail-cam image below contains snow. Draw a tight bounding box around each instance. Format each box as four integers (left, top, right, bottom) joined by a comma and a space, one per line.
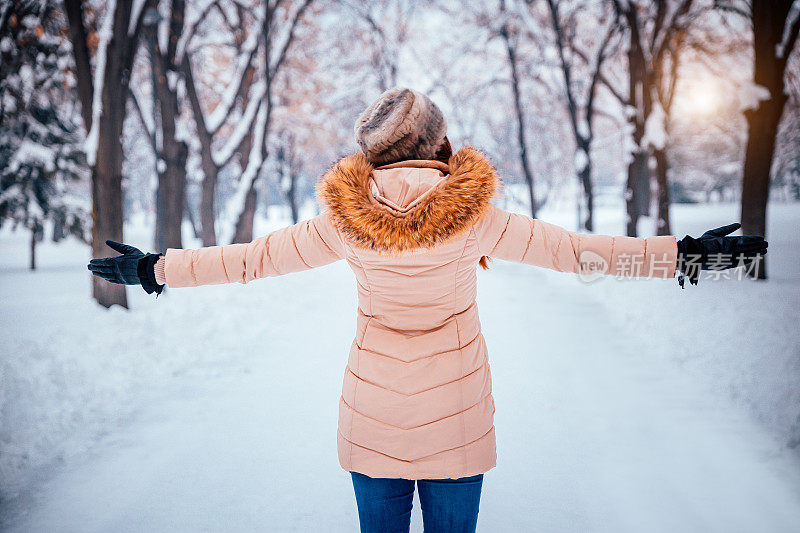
175, 0, 217, 62
642, 101, 667, 150
166, 70, 179, 92
577, 118, 590, 139
0, 184, 22, 205
18, 65, 33, 92
128, 0, 147, 36
84, 0, 116, 167
738, 82, 772, 112
157, 5, 169, 54
574, 148, 589, 173
8, 139, 56, 173
1, 203, 800, 531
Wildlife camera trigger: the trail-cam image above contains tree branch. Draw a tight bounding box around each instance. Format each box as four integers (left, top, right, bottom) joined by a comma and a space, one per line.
586, 21, 617, 139
124, 0, 156, 75
63, 0, 93, 131
546, 0, 581, 142
780, 9, 800, 64
205, 31, 262, 134
269, 0, 314, 79
653, 0, 694, 70
213, 83, 266, 168
568, 41, 627, 105
129, 87, 157, 153
177, 0, 220, 61
180, 55, 211, 137
712, 0, 750, 19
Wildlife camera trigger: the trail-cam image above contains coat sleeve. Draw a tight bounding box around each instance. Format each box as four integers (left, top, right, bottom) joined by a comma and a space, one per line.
163, 212, 345, 288
473, 204, 677, 279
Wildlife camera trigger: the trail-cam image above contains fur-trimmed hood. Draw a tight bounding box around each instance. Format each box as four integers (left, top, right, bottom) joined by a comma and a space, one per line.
317, 147, 500, 252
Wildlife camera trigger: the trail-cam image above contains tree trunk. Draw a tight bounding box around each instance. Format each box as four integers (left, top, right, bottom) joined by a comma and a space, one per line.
63, 0, 93, 132
52, 211, 65, 242
278, 143, 299, 224
231, 182, 258, 244
90, 1, 137, 309
151, 0, 186, 251
287, 172, 299, 224
66, 0, 143, 309
156, 143, 187, 250
199, 154, 218, 246
181, 52, 220, 247
578, 157, 594, 232
229, 113, 258, 244
654, 146, 672, 235
740, 0, 794, 279
624, 10, 652, 237
29, 228, 36, 271
92, 127, 128, 308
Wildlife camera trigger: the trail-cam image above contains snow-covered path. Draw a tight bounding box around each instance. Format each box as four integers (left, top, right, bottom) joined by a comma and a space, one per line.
2, 204, 800, 531
4, 262, 800, 531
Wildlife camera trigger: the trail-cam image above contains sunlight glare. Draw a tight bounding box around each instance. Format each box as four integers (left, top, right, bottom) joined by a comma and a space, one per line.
677, 79, 723, 118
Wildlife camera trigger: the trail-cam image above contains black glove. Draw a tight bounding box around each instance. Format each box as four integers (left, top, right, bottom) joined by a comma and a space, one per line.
88, 240, 164, 295
676, 223, 768, 287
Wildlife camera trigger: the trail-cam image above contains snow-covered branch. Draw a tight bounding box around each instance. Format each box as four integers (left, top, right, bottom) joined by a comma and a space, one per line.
206, 29, 262, 133
223, 101, 267, 243
84, 0, 117, 167
213, 80, 267, 168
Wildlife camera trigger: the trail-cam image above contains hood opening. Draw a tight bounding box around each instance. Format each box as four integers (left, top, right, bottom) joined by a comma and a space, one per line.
317, 147, 499, 252
370, 165, 449, 213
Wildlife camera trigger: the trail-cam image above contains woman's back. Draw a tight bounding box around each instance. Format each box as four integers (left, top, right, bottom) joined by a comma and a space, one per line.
341, 164, 482, 331
320, 151, 499, 479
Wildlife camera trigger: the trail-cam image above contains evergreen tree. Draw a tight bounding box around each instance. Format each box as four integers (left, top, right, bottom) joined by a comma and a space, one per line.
0, 0, 89, 270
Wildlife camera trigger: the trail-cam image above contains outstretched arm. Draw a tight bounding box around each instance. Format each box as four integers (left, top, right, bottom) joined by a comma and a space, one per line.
161, 213, 344, 288
89, 213, 345, 291
473, 206, 767, 284
473, 204, 678, 279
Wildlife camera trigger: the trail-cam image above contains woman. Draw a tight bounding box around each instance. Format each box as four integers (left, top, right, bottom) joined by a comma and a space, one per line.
89, 88, 767, 533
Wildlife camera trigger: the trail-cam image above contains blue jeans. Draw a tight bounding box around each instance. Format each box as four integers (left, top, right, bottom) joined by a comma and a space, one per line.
350, 471, 484, 533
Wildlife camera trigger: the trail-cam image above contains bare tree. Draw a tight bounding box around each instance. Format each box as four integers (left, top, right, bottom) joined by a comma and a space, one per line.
65, 0, 152, 308
230, 0, 314, 244
498, 0, 539, 218
545, 0, 618, 231
738, 0, 799, 278
133, 0, 188, 251
179, 0, 263, 246
609, 0, 695, 236
650, 12, 694, 235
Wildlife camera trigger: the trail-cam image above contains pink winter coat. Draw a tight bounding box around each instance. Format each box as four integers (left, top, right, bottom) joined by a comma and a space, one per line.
162, 147, 677, 479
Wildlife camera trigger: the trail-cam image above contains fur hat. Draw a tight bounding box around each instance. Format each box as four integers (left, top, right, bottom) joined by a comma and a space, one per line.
354, 88, 448, 166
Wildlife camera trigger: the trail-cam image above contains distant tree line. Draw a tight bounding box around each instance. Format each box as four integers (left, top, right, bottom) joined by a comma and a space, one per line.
0, 0, 797, 307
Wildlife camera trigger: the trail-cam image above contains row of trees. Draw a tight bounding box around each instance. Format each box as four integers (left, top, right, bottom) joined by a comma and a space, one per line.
0, 0, 797, 307
485, 0, 798, 246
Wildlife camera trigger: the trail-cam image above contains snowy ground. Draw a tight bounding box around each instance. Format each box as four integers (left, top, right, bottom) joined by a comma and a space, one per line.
1, 202, 799, 532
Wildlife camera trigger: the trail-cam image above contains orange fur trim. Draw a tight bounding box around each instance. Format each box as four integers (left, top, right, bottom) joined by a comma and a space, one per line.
317, 147, 500, 252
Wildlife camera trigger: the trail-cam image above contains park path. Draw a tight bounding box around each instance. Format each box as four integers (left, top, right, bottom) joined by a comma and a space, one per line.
5, 260, 800, 532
